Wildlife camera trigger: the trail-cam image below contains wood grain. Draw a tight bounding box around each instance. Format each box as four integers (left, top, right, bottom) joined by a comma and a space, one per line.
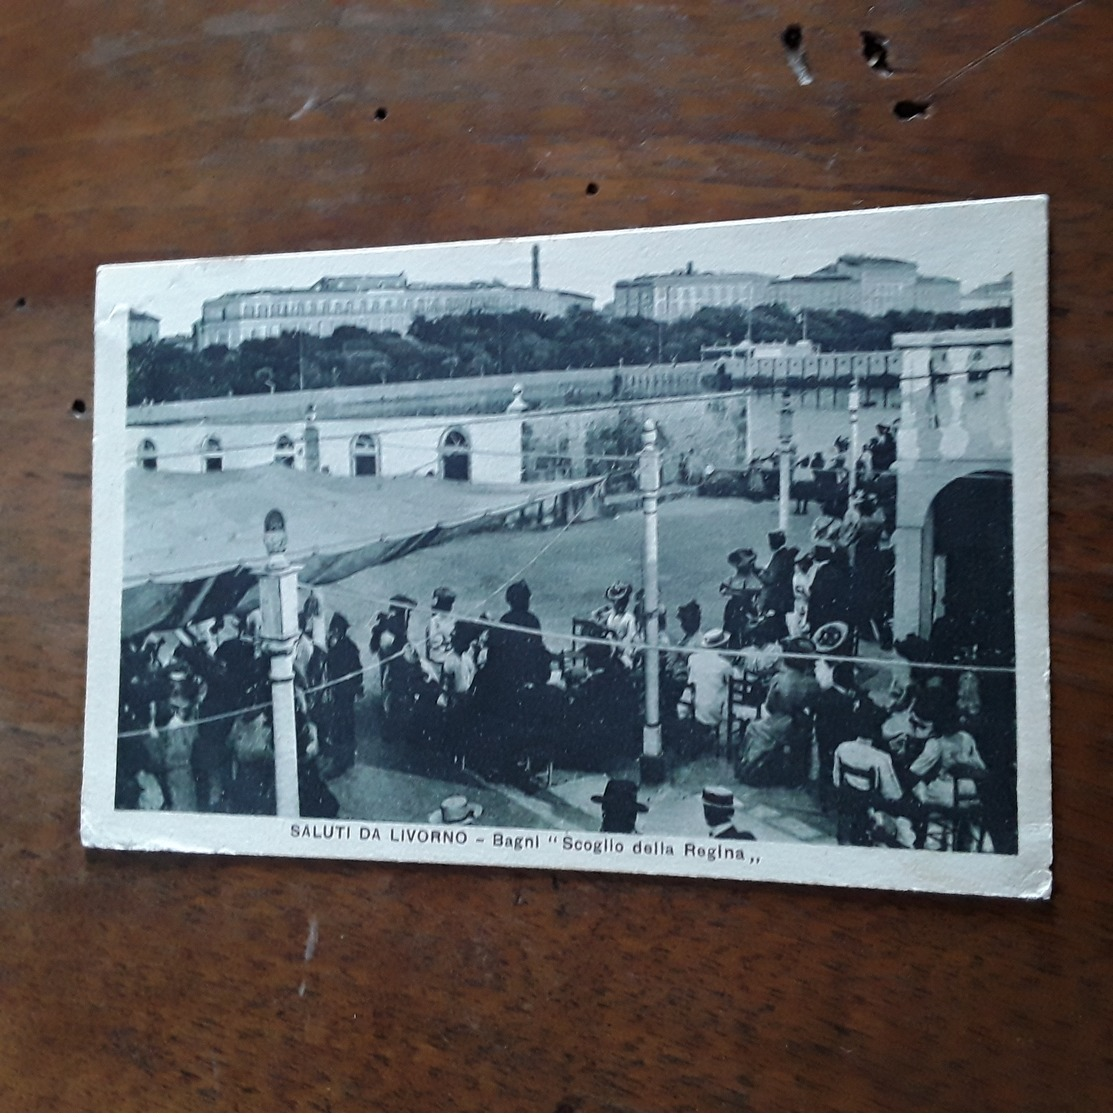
1, 0, 1111, 1108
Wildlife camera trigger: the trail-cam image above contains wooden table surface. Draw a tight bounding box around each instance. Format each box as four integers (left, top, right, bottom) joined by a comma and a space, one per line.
1, 0, 1110, 1109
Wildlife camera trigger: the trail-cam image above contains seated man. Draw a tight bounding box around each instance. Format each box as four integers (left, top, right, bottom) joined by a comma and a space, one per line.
686, 628, 739, 754
832, 704, 914, 846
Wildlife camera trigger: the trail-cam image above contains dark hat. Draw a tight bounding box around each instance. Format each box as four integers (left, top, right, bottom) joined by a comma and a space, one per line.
728, 547, 757, 566
505, 580, 531, 609
432, 586, 457, 606
894, 633, 932, 663
701, 786, 735, 812
591, 779, 648, 812
606, 581, 633, 602
676, 599, 702, 623
389, 594, 417, 609
768, 530, 786, 549
782, 635, 816, 656
328, 612, 350, 635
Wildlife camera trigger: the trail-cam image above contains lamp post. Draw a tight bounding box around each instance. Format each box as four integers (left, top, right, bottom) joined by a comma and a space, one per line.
778, 390, 794, 534
257, 509, 302, 817
848, 374, 861, 498
639, 419, 665, 784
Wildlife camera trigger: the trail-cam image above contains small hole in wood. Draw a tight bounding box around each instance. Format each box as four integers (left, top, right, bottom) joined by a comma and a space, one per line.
585, 182, 599, 195
893, 99, 930, 120
374, 107, 388, 120
781, 24, 812, 85
15, 296, 26, 308
71, 398, 87, 417
781, 24, 803, 51
861, 30, 893, 74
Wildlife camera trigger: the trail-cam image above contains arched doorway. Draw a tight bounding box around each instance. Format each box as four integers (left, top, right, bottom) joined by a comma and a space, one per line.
137, 438, 157, 471
351, 433, 379, 476
926, 471, 1013, 663
440, 428, 470, 481
274, 434, 296, 468
201, 436, 223, 472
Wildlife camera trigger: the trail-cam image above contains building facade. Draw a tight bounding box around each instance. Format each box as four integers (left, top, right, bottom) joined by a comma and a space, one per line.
889, 328, 1014, 648
612, 255, 960, 322
193, 274, 594, 350
770, 256, 961, 316
612, 267, 775, 322
128, 310, 160, 347
961, 273, 1013, 312
128, 392, 524, 485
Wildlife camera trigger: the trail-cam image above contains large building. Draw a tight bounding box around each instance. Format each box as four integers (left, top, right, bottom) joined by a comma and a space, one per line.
192, 272, 593, 350
128, 310, 160, 347
612, 265, 775, 322
614, 255, 961, 321
961, 273, 1013, 312
769, 256, 961, 316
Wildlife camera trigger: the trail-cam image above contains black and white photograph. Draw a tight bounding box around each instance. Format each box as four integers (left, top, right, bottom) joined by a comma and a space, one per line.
82, 197, 1051, 897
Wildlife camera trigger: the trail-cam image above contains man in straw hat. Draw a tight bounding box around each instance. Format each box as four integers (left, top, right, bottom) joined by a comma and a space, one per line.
702, 786, 756, 841
685, 628, 740, 755
591, 778, 649, 834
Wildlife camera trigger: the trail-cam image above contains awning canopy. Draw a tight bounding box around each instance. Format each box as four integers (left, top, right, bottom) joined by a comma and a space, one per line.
123, 466, 599, 638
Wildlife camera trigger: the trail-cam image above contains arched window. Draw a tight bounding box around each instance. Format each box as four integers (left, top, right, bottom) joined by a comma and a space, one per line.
967, 348, 989, 383
440, 428, 471, 481
275, 434, 296, 468
137, 438, 157, 471
351, 433, 379, 476
202, 436, 223, 472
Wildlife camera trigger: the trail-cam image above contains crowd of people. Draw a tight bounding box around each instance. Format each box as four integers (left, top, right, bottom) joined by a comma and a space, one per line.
113, 412, 1014, 851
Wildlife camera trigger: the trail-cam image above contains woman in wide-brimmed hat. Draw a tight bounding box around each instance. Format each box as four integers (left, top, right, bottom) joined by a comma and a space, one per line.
720, 548, 762, 647
595, 580, 639, 668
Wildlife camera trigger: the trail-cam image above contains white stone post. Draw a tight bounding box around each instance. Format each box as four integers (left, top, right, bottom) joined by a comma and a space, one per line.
639, 419, 664, 782
778, 390, 794, 533
257, 509, 302, 818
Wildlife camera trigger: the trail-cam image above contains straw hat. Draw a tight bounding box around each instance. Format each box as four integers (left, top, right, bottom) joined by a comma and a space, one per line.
429, 795, 484, 825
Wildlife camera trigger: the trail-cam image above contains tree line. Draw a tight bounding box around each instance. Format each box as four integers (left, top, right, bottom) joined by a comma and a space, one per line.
127, 303, 1010, 405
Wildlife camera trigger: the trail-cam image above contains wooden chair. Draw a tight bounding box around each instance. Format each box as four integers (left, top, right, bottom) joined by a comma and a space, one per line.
724, 672, 764, 761
917, 769, 988, 852
567, 617, 605, 676
835, 759, 881, 846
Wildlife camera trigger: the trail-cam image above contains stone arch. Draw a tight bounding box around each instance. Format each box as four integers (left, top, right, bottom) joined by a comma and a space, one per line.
201, 435, 223, 472
351, 433, 379, 476
440, 427, 471, 481
137, 438, 157, 471
274, 434, 296, 467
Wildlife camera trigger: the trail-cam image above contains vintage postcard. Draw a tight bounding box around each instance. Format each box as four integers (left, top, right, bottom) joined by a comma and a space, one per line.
83, 197, 1051, 898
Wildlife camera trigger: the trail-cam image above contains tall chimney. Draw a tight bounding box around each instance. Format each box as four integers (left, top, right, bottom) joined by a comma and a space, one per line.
531, 244, 540, 289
